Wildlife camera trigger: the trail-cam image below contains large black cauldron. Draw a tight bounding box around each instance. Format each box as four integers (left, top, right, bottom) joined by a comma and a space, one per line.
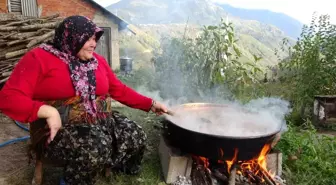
161, 103, 281, 161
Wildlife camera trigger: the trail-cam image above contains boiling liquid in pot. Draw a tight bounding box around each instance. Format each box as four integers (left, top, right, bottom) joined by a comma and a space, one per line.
166, 105, 282, 137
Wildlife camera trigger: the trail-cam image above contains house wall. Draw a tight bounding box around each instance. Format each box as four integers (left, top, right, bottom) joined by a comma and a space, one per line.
36, 0, 120, 70
93, 11, 120, 70
0, 0, 121, 70
36, 0, 96, 19
0, 0, 7, 13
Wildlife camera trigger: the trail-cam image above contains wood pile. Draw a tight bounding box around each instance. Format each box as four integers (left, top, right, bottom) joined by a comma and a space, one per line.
0, 13, 62, 86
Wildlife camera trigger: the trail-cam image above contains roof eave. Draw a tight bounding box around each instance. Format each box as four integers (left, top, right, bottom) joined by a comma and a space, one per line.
86, 0, 130, 30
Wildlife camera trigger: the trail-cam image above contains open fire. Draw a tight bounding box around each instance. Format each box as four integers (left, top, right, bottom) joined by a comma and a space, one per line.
161, 102, 290, 185
188, 144, 285, 185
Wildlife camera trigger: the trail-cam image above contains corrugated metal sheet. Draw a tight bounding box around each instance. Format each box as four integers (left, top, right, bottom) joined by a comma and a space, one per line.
8, 0, 22, 14
21, 0, 38, 17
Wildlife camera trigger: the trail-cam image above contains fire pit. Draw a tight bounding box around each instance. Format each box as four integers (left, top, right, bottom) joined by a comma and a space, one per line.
159, 135, 285, 185
160, 103, 286, 185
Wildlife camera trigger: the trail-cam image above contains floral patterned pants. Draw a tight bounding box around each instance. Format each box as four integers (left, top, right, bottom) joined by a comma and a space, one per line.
43, 111, 147, 185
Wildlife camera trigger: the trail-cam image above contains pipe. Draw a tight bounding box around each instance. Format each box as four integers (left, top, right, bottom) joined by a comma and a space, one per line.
0, 136, 30, 148
0, 121, 30, 148
14, 120, 29, 132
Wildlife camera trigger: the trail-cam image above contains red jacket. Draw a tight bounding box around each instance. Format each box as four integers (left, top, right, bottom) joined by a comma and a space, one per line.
0, 48, 153, 123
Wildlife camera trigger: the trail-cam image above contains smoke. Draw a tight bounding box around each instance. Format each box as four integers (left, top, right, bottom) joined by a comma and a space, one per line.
129, 37, 291, 137
244, 97, 291, 133
163, 97, 291, 137
129, 22, 291, 139
135, 80, 291, 137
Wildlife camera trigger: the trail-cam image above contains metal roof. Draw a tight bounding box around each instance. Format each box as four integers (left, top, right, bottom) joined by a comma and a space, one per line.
85, 0, 130, 30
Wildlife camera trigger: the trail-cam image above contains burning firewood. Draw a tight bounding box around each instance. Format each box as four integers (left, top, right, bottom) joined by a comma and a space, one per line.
191, 164, 213, 185
189, 144, 287, 185
0, 13, 62, 86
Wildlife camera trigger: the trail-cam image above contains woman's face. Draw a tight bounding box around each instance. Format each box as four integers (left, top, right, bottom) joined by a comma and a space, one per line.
77, 35, 97, 60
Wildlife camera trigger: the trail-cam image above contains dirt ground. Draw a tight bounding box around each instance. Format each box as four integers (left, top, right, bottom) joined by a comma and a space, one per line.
0, 113, 32, 184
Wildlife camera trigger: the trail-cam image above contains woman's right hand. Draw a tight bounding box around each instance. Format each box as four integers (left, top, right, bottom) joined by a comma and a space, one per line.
37, 105, 62, 144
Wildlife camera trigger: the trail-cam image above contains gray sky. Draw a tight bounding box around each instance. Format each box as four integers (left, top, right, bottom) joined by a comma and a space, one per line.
94, 0, 335, 24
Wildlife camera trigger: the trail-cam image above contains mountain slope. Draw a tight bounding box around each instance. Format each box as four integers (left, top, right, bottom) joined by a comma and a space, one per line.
217, 4, 303, 39
108, 0, 295, 65
136, 23, 283, 66
108, 0, 225, 24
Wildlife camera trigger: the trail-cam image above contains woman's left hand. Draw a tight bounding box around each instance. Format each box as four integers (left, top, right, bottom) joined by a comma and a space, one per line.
150, 100, 168, 115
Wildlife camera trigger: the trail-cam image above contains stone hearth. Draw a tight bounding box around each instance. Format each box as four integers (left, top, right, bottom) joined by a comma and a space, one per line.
158, 135, 283, 184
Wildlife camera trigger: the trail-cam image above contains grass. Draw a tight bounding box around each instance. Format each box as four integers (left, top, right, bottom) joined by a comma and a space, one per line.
275, 122, 336, 185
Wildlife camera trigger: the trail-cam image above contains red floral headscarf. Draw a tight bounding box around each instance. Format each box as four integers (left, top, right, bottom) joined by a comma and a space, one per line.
40, 15, 104, 117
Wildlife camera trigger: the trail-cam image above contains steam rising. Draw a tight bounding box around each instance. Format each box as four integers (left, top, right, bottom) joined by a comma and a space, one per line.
136, 85, 291, 137
129, 25, 291, 138
165, 98, 290, 137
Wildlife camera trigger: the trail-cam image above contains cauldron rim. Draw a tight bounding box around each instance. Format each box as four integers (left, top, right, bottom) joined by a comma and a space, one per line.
164, 102, 282, 140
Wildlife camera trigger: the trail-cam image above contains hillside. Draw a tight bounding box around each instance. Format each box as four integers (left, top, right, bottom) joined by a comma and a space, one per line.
136, 23, 285, 66
108, 0, 225, 25
108, 0, 296, 66
217, 4, 303, 39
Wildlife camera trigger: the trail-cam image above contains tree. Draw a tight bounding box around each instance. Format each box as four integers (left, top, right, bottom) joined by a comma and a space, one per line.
278, 14, 336, 118
154, 18, 263, 100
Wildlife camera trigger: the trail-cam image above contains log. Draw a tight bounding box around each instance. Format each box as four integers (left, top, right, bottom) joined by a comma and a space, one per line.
1, 58, 20, 63
3, 20, 30, 27
0, 70, 13, 77
0, 64, 13, 69
0, 18, 21, 23
6, 31, 37, 40
7, 37, 35, 46
0, 14, 28, 21
27, 30, 54, 48
0, 61, 18, 68
1, 32, 18, 39
191, 165, 212, 185
0, 13, 62, 85
2, 72, 11, 77
0, 26, 19, 32
0, 64, 14, 72
5, 49, 28, 59
41, 13, 60, 21
260, 168, 276, 185
0, 22, 59, 32
0, 77, 9, 83
228, 165, 237, 185
35, 28, 53, 35
19, 22, 59, 31
0, 44, 27, 56
212, 169, 228, 182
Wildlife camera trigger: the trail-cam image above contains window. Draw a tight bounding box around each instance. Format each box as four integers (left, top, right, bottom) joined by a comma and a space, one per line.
95, 27, 112, 66
8, 0, 38, 17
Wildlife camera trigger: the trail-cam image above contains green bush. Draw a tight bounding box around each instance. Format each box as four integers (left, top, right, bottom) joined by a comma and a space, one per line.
153, 18, 263, 101
276, 121, 336, 185
277, 14, 336, 123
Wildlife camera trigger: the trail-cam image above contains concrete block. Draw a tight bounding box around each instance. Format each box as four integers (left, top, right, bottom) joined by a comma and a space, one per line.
266, 150, 282, 176
159, 136, 193, 184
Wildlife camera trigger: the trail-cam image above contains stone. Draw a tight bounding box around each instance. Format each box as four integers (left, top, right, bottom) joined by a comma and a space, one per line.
266, 150, 283, 176
158, 136, 193, 184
